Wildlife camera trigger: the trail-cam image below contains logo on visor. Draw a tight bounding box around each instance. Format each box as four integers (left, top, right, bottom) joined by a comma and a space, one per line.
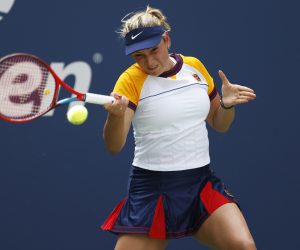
0, 0, 15, 22
131, 31, 143, 40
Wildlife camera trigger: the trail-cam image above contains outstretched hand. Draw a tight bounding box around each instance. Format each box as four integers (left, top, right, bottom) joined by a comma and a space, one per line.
218, 70, 256, 107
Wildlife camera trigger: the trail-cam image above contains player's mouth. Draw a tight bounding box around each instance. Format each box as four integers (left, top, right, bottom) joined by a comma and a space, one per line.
147, 65, 159, 74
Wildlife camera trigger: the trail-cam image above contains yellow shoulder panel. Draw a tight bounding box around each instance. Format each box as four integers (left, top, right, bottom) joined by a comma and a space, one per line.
181, 55, 216, 96
113, 64, 148, 106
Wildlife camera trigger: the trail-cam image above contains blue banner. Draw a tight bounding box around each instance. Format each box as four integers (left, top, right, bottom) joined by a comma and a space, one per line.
0, 0, 298, 249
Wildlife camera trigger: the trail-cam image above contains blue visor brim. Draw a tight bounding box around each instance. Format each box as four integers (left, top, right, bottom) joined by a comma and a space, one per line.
125, 35, 163, 55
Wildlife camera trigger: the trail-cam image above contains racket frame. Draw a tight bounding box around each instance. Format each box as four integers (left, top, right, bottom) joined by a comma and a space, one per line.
0, 53, 112, 123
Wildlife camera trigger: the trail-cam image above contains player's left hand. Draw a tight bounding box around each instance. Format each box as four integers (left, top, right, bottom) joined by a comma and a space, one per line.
218, 70, 256, 107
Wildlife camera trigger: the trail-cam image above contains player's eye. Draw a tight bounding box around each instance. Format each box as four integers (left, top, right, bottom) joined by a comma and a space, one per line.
151, 47, 158, 53
132, 53, 143, 59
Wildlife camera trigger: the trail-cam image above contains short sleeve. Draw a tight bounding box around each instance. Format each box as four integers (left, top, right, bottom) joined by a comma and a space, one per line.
113, 65, 148, 111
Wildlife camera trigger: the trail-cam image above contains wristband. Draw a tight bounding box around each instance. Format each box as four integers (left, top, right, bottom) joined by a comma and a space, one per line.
220, 97, 234, 109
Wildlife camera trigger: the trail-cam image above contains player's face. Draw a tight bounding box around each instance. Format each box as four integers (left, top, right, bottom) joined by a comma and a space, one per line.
131, 34, 173, 76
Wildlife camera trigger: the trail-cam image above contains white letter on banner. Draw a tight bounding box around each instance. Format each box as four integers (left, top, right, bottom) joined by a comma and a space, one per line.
45, 61, 92, 116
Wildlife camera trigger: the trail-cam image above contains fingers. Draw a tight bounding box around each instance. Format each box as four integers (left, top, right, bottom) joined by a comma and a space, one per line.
236, 90, 256, 99
222, 83, 256, 107
235, 84, 256, 101
218, 70, 230, 85
231, 90, 256, 106
236, 85, 255, 93
111, 92, 122, 100
219, 70, 256, 107
234, 96, 254, 105
219, 70, 255, 93
104, 92, 129, 116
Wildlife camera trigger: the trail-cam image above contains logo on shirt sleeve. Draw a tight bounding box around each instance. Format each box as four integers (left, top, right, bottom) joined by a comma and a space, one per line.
192, 74, 201, 82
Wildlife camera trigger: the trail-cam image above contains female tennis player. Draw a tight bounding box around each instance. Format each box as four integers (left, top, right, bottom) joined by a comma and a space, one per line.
102, 6, 257, 250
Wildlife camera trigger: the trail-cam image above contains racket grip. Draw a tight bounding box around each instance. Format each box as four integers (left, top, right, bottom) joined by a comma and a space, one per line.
85, 93, 115, 105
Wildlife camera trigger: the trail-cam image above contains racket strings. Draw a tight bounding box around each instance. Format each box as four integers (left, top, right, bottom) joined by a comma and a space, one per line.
0, 55, 56, 121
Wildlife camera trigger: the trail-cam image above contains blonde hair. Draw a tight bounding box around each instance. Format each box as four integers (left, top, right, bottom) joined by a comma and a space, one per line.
118, 6, 171, 38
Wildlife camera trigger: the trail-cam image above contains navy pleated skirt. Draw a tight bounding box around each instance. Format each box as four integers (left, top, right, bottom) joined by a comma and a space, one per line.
101, 165, 238, 239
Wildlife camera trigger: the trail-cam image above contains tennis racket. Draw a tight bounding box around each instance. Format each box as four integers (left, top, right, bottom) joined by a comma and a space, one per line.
0, 53, 115, 123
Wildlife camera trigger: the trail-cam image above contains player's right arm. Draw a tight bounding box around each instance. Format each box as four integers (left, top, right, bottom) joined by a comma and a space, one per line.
103, 93, 134, 154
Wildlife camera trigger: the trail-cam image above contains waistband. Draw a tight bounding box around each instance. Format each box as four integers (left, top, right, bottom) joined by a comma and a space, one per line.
130, 165, 211, 178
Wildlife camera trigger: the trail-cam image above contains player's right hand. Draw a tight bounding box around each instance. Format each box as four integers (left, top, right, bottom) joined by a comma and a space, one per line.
103, 92, 129, 117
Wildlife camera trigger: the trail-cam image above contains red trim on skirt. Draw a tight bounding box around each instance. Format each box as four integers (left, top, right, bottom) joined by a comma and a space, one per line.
149, 195, 166, 239
101, 197, 126, 230
100, 166, 238, 239
200, 181, 230, 214
101, 195, 167, 239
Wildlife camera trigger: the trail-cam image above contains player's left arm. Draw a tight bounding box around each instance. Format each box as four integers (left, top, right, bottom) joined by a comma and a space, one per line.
206, 70, 256, 132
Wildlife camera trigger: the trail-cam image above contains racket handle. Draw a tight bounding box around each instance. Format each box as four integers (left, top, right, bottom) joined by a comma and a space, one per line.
85, 93, 115, 105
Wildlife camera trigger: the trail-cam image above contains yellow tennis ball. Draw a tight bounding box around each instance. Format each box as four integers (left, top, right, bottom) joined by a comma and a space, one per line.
67, 105, 88, 125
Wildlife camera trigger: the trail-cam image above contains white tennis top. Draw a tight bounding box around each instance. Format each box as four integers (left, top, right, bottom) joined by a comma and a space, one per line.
113, 54, 217, 171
